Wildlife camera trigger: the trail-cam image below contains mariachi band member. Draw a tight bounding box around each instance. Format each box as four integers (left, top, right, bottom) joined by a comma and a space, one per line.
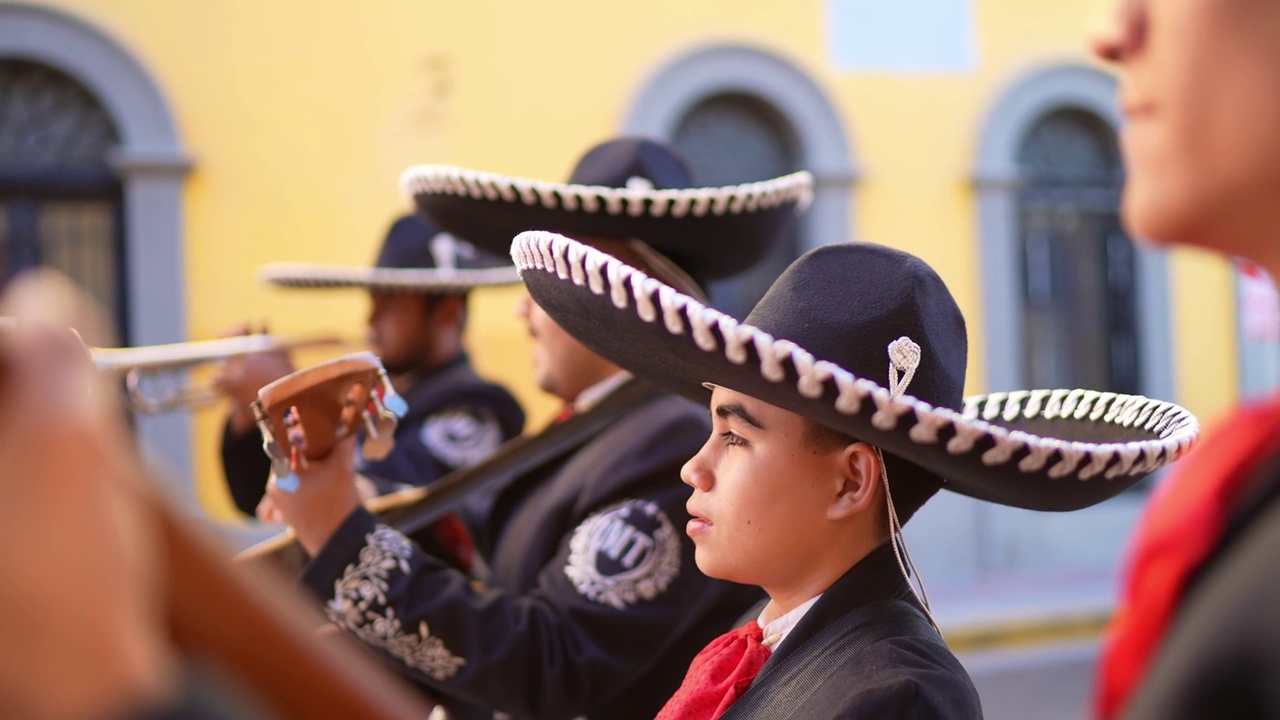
1089, 0, 1280, 717
0, 273, 438, 720
267, 137, 814, 719
513, 230, 1195, 719
218, 214, 525, 522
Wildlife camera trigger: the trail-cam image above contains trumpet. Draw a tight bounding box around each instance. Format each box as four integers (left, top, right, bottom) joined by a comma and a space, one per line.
92, 334, 350, 414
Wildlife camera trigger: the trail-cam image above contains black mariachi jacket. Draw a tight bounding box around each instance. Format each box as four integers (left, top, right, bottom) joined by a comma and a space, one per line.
300, 390, 761, 720
724, 543, 983, 720
220, 354, 524, 515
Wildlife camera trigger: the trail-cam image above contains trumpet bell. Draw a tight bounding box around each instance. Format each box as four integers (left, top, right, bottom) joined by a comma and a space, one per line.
124, 367, 224, 414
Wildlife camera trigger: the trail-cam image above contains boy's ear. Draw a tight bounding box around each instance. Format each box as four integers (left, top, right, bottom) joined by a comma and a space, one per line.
828, 443, 881, 521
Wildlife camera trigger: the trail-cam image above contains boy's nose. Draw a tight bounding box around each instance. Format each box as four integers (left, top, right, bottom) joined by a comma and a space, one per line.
1088, 0, 1146, 63
681, 451, 712, 491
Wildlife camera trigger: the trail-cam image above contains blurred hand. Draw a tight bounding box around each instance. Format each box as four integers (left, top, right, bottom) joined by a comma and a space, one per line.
213, 322, 295, 434
257, 464, 377, 525
0, 325, 175, 720
266, 434, 363, 557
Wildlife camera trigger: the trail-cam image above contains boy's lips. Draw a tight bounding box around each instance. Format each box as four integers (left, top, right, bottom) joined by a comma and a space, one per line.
686, 504, 712, 537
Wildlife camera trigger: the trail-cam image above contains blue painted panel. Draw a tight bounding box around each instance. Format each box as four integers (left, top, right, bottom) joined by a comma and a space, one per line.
826, 0, 977, 74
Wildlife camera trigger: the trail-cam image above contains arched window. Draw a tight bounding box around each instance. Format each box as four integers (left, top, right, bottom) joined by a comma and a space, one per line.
1016, 108, 1138, 393
626, 44, 858, 318
1, 4, 195, 511
923, 64, 1174, 593
973, 63, 1172, 402
0, 59, 128, 336
671, 93, 802, 317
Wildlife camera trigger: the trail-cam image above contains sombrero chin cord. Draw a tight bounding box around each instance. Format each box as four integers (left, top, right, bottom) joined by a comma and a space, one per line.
882, 337, 936, 628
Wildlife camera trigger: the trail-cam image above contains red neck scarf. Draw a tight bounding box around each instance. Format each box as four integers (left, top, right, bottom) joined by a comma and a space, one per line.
1095, 393, 1280, 719
656, 621, 772, 720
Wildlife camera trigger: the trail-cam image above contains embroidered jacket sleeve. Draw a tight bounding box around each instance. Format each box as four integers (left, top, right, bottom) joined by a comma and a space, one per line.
301, 407, 738, 719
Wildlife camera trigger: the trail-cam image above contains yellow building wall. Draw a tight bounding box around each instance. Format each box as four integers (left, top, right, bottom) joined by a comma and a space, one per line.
38, 0, 1238, 518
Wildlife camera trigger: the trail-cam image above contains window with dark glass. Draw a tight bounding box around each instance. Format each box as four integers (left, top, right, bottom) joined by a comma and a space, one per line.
672, 93, 801, 319
0, 59, 127, 339
1017, 109, 1138, 394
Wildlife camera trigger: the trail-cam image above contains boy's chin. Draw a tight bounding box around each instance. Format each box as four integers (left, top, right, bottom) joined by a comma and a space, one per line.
693, 551, 748, 585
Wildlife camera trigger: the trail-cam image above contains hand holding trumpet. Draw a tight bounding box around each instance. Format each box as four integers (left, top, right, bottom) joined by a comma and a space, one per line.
212, 322, 296, 433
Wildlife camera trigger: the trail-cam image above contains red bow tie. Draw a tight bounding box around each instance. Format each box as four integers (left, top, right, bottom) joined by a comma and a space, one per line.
656, 621, 772, 720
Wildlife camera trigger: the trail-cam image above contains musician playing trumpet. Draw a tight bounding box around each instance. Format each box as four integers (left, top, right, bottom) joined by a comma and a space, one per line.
217, 214, 525, 545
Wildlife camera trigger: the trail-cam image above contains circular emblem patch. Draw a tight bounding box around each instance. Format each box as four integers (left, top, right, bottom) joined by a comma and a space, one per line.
419, 407, 503, 469
564, 499, 681, 609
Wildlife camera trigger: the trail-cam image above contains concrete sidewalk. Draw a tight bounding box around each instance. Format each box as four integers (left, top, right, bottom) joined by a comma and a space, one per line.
962, 639, 1099, 720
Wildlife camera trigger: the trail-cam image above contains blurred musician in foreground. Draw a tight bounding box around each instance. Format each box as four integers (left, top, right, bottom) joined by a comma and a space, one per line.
0, 284, 177, 720
218, 214, 525, 519
268, 138, 813, 719
1090, 1, 1280, 718
0, 272, 436, 720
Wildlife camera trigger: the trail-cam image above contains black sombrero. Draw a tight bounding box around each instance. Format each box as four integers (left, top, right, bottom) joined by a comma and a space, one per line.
512, 230, 1200, 516
401, 137, 813, 285
259, 214, 519, 293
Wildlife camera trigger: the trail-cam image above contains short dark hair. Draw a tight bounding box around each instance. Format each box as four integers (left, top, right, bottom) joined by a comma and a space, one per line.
801, 417, 856, 453
799, 417, 936, 527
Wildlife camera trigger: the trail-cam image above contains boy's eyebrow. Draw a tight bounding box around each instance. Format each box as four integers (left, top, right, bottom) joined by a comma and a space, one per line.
714, 402, 766, 430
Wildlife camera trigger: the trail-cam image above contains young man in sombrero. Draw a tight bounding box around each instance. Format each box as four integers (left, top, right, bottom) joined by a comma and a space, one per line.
268, 137, 815, 719
217, 213, 526, 522
1088, 1, 1280, 717
510, 229, 1197, 719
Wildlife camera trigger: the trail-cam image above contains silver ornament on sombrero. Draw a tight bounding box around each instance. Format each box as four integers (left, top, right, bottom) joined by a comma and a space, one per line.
511, 230, 1200, 511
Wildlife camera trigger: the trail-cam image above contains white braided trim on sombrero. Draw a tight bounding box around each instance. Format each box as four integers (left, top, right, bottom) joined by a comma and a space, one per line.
400, 165, 815, 218
512, 230, 1200, 482
258, 263, 520, 290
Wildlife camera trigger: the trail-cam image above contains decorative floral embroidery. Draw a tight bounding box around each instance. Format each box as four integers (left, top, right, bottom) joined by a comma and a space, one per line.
326, 526, 466, 681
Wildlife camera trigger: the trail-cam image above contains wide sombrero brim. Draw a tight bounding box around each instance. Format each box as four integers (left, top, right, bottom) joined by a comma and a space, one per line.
258, 263, 520, 292
401, 165, 814, 282
512, 230, 1200, 512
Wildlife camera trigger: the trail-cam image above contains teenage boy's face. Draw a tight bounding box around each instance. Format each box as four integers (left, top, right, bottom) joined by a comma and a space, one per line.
680, 386, 849, 590
1090, 0, 1280, 257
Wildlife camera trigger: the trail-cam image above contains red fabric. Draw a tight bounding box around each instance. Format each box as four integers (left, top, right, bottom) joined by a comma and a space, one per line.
552, 405, 576, 424
1095, 393, 1280, 719
432, 513, 477, 575
655, 621, 772, 720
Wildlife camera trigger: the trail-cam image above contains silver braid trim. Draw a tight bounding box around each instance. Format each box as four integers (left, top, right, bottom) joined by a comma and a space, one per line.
511, 231, 1201, 481
401, 166, 815, 218
258, 263, 521, 290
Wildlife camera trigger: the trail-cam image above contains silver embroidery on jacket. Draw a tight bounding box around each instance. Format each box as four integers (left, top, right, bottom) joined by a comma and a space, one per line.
420, 407, 503, 469
326, 526, 467, 681
565, 499, 681, 609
